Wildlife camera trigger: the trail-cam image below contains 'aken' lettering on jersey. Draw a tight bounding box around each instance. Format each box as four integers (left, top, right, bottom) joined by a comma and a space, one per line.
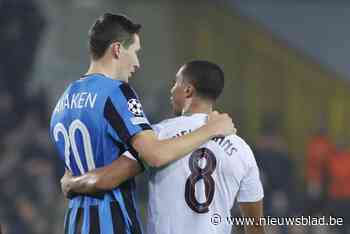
54, 92, 97, 112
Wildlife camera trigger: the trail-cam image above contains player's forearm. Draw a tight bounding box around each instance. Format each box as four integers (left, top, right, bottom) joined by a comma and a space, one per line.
134, 125, 215, 167
65, 157, 142, 195
92, 158, 142, 191
68, 173, 101, 195
155, 124, 216, 166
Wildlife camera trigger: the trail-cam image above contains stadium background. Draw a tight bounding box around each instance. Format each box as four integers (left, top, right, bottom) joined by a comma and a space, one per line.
1, 0, 350, 233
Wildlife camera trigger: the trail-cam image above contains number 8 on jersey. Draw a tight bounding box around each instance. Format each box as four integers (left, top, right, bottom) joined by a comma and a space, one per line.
185, 148, 217, 213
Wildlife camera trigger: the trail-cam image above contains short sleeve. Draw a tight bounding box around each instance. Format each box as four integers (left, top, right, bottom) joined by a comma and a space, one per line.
122, 144, 147, 171
122, 150, 137, 161
236, 145, 264, 203
151, 123, 163, 137
104, 82, 152, 144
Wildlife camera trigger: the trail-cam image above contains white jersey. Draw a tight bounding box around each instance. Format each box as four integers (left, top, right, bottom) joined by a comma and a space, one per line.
147, 114, 264, 234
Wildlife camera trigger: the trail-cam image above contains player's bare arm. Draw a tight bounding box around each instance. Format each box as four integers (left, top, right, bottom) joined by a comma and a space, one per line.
131, 111, 235, 167
61, 112, 234, 197
239, 200, 266, 234
61, 155, 142, 198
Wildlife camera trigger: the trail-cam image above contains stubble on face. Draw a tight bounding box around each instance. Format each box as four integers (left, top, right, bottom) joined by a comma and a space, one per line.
118, 34, 141, 81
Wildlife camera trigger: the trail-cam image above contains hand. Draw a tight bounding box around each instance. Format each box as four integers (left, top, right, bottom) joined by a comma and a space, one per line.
206, 111, 236, 137
60, 170, 74, 199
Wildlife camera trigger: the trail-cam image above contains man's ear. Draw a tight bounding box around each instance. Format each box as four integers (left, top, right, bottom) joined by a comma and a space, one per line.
111, 42, 121, 59
184, 84, 195, 98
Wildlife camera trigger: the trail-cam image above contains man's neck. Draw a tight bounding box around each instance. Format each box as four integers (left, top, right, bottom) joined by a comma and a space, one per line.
182, 99, 213, 116
86, 60, 128, 82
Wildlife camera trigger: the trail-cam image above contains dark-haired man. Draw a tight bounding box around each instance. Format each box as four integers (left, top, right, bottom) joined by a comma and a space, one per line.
61, 61, 265, 234
50, 14, 234, 234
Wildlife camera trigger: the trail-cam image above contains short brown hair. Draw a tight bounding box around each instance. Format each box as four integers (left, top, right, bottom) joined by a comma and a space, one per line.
88, 13, 141, 60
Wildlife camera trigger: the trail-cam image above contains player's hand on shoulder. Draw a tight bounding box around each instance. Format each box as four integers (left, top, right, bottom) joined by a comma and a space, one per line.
207, 111, 236, 137
60, 170, 75, 199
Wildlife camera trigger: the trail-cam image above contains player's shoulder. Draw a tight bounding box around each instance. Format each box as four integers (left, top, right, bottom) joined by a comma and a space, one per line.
80, 74, 133, 90
97, 77, 141, 103
154, 114, 205, 130
229, 134, 250, 148
155, 116, 185, 126
226, 134, 256, 163
152, 116, 186, 133
110, 80, 139, 99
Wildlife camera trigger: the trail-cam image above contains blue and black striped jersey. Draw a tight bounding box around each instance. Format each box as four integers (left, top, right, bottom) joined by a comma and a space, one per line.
50, 73, 151, 234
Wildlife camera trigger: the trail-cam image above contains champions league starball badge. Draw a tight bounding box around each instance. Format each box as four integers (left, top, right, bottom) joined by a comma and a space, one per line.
127, 99, 143, 116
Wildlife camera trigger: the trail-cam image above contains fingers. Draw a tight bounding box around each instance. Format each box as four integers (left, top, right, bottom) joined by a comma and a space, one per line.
205, 111, 236, 137
208, 110, 219, 117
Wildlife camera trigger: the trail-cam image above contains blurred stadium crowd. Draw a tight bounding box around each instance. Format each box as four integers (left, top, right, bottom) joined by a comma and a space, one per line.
0, 1, 349, 234
0, 1, 64, 233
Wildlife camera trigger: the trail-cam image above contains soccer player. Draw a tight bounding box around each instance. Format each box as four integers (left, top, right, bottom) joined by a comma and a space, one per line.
61, 61, 265, 234
50, 14, 234, 234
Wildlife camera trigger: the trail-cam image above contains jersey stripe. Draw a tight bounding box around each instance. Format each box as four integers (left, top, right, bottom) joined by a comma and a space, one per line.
104, 97, 131, 143
111, 202, 127, 234
119, 83, 137, 101
89, 206, 100, 234
65, 199, 136, 234
112, 140, 145, 171
128, 146, 145, 171
68, 207, 79, 234
98, 200, 114, 234
64, 208, 72, 234
112, 190, 133, 230
82, 206, 90, 234
120, 180, 142, 234
75, 208, 84, 233
139, 123, 152, 131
